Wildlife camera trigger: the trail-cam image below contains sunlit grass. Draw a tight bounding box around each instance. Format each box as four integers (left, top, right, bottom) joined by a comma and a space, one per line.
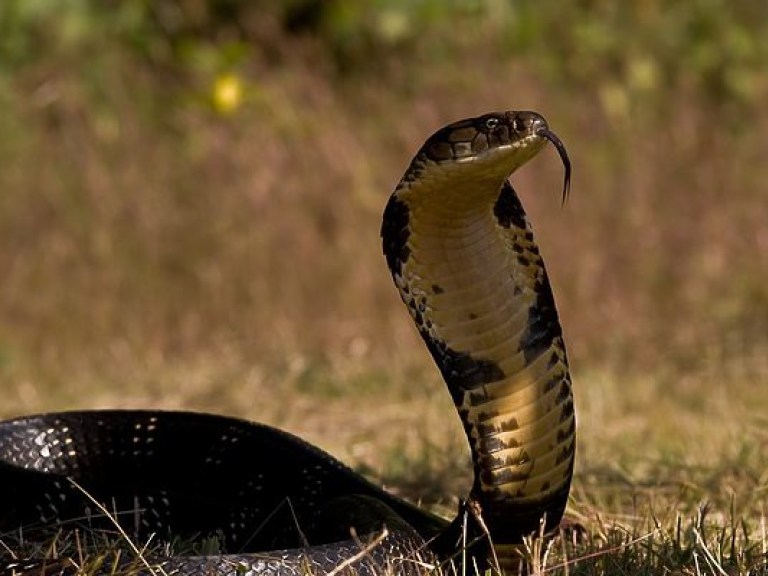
3, 356, 768, 573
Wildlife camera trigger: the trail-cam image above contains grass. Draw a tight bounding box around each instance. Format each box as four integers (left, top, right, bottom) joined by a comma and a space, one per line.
1, 7, 768, 574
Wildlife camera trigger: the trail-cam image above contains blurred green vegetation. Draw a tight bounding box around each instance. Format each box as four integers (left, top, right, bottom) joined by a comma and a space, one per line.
3, 1, 767, 103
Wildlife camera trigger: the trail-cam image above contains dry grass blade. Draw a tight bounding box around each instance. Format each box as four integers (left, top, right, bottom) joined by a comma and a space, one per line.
66, 479, 166, 576
325, 528, 388, 576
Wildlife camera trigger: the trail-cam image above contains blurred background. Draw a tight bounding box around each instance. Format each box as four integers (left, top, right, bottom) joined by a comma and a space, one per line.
1, 0, 767, 505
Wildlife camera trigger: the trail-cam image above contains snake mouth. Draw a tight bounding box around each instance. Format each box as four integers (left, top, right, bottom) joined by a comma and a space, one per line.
536, 127, 571, 205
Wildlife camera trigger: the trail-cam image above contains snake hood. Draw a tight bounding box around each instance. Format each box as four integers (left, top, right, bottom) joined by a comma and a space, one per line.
383, 110, 575, 569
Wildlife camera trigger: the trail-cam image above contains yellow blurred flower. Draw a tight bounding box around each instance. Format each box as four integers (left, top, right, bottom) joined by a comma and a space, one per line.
212, 73, 243, 115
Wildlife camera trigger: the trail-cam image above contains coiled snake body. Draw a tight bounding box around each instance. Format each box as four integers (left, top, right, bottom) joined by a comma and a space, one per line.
0, 111, 574, 575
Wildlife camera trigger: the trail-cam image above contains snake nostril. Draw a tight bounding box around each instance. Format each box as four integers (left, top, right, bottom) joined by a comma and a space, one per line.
528, 114, 548, 135
531, 117, 548, 135
509, 111, 548, 134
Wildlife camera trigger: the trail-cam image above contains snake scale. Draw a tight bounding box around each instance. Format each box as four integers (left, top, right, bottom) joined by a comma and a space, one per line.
0, 110, 574, 575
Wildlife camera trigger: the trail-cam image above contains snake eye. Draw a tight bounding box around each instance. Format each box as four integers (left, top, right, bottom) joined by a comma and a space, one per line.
484, 117, 500, 131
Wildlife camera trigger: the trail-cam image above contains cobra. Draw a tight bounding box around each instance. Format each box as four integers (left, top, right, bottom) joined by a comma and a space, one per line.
0, 110, 574, 575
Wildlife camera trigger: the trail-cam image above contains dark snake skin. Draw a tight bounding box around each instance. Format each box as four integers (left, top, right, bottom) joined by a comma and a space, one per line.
0, 411, 443, 575
0, 110, 574, 575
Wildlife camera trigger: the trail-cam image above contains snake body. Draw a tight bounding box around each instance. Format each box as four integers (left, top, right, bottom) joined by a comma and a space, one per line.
0, 110, 574, 574
0, 411, 441, 575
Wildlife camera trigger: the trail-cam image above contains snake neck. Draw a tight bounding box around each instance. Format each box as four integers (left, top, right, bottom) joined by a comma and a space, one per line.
382, 175, 575, 547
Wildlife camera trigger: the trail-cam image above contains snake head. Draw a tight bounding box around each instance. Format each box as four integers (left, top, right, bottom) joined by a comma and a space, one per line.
420, 111, 571, 204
